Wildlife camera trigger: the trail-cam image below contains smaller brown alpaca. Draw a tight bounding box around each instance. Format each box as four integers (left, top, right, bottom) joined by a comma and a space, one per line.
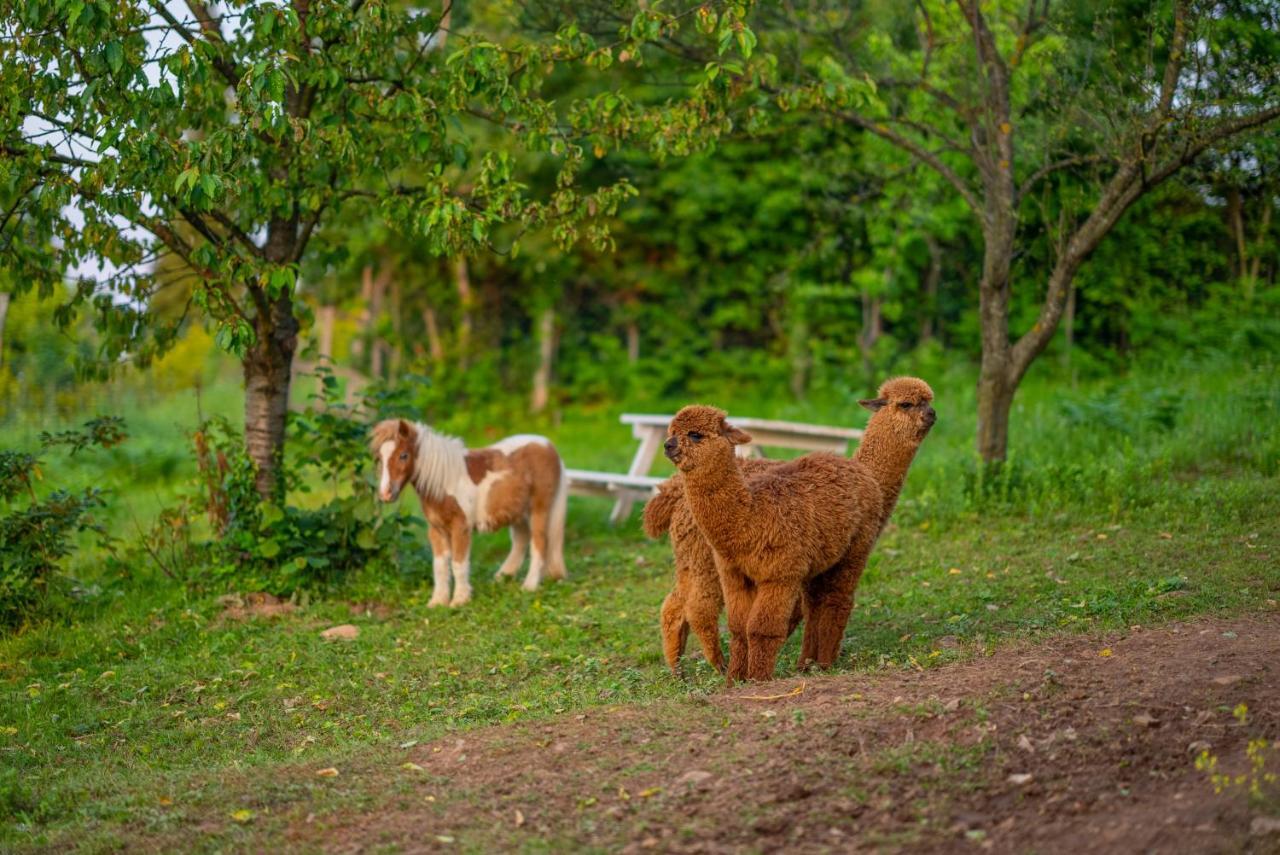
645, 458, 800, 675
665, 378, 935, 681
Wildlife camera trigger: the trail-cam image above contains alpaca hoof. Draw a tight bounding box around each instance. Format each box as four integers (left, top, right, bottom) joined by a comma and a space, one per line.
449, 589, 472, 607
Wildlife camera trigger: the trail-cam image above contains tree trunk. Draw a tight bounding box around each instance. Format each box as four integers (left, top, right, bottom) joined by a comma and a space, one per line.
530, 306, 555, 414
975, 364, 1014, 467
1062, 280, 1075, 377
422, 307, 445, 362
454, 256, 473, 369
0, 292, 9, 369
625, 320, 640, 364
1246, 200, 1272, 301
317, 305, 336, 362
1226, 186, 1248, 282
244, 219, 300, 501
920, 235, 942, 345
363, 260, 392, 379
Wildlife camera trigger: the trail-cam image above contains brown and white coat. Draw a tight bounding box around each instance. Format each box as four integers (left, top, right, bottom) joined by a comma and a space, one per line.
371, 420, 568, 606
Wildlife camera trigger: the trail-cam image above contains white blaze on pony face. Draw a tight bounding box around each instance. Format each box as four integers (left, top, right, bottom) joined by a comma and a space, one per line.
378, 440, 399, 502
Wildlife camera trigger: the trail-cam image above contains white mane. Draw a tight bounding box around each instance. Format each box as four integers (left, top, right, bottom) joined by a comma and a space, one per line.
411, 422, 469, 500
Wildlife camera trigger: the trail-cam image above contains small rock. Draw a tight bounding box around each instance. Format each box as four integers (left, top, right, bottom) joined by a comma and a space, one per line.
937, 635, 961, 650
1187, 740, 1212, 756
1007, 773, 1033, 786
321, 624, 359, 641
1017, 734, 1035, 753
1133, 713, 1160, 728
1252, 817, 1280, 836
1212, 675, 1243, 686
1221, 631, 1238, 639
677, 770, 713, 786
943, 697, 962, 712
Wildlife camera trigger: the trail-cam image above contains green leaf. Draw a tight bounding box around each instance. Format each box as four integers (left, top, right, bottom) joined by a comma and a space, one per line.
257, 539, 281, 559
104, 42, 123, 74
355, 528, 377, 550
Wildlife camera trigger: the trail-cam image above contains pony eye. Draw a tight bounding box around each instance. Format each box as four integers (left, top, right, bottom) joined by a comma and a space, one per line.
688, 431, 703, 442
399, 452, 409, 461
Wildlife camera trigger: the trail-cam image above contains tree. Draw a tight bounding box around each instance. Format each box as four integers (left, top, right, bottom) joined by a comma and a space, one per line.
1, 0, 706, 497
694, 0, 1280, 462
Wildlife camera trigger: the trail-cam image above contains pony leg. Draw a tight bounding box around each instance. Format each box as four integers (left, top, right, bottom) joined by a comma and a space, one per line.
544, 468, 568, 581
426, 525, 451, 608
496, 519, 530, 580
746, 579, 801, 682
448, 523, 473, 607
522, 509, 549, 592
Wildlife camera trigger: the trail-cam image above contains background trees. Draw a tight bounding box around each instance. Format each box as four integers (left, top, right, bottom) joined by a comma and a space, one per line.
2, 0, 1278, 473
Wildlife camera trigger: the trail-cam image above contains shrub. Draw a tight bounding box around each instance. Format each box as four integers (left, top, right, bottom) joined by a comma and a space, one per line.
0, 417, 126, 629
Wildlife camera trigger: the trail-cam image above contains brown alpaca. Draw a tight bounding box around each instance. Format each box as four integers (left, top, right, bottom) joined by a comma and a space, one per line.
664, 378, 935, 681
645, 458, 795, 675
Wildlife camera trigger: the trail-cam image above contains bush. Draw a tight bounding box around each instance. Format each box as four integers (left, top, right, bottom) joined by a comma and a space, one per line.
184, 366, 428, 595
0, 417, 126, 629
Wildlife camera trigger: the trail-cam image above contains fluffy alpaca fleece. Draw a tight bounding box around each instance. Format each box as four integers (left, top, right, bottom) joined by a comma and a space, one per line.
370, 419, 568, 606
664, 378, 935, 681
645, 459, 800, 676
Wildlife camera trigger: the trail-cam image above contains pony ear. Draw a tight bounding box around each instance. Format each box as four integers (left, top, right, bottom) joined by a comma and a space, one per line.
720, 418, 752, 446
859, 398, 887, 412
397, 419, 412, 438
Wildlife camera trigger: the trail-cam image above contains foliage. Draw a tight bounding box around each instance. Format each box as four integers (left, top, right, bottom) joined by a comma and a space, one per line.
0, 416, 125, 628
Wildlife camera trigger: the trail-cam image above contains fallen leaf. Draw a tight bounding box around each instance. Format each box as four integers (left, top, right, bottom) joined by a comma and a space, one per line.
316, 767, 339, 777
1159, 532, 1173, 539
402, 762, 424, 772
158, 796, 173, 806
514, 808, 525, 827
320, 624, 359, 641
0, 726, 17, 736
1007, 773, 1033, 786
638, 787, 662, 798
1017, 734, 1035, 753
1099, 648, 1113, 658
230, 809, 256, 823
435, 835, 455, 844
1133, 713, 1159, 728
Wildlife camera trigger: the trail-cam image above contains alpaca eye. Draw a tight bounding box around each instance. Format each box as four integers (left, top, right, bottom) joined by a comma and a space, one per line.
688, 432, 703, 442
898, 402, 912, 410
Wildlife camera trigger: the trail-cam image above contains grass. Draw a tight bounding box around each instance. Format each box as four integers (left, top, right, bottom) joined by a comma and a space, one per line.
1, 350, 1278, 850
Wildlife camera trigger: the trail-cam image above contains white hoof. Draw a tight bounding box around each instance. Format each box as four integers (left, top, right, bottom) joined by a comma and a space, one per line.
449, 589, 472, 607
520, 578, 540, 593
494, 566, 517, 580
427, 595, 449, 608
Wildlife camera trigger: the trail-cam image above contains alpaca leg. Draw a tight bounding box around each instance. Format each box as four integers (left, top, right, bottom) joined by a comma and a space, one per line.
522, 509, 548, 592
797, 573, 834, 670
811, 557, 866, 668
686, 569, 727, 675
496, 519, 530, 580
659, 587, 689, 675
719, 566, 754, 684
426, 526, 451, 608
746, 580, 801, 681
448, 525, 472, 607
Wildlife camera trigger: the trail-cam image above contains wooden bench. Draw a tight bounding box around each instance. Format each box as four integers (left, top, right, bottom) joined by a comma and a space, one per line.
566, 413, 863, 525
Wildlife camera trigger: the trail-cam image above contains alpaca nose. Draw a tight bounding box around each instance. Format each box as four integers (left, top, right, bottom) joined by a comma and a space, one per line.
663, 436, 680, 459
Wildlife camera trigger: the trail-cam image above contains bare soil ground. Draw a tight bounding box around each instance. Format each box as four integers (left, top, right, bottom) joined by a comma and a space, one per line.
272, 614, 1280, 854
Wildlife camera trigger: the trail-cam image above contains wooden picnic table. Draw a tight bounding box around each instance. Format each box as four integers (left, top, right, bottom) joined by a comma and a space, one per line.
566, 413, 864, 525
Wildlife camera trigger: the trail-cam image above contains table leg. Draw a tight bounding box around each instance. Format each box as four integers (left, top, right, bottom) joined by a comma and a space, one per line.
610, 427, 663, 525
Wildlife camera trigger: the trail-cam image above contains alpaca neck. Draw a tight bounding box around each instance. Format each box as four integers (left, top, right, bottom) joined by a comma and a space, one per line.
853, 426, 922, 532
681, 454, 754, 556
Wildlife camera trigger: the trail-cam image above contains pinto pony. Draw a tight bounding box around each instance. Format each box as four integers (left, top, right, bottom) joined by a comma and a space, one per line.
370, 419, 568, 606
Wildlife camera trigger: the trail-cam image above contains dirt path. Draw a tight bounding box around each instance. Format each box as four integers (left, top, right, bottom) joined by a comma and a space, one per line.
289, 615, 1280, 853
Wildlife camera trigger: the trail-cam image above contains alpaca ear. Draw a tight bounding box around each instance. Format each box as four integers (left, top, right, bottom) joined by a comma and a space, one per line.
859, 398, 888, 412
720, 419, 753, 445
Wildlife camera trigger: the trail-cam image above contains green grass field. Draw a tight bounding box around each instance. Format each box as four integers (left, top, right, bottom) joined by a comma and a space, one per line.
2, 352, 1278, 850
